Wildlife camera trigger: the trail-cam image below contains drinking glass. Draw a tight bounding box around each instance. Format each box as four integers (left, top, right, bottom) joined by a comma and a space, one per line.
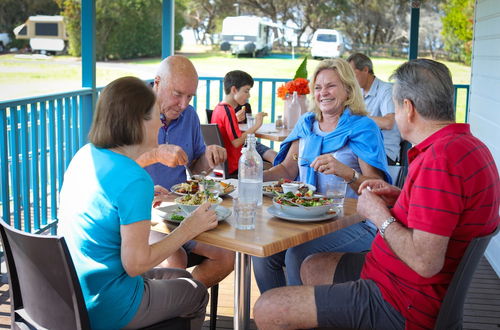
232, 198, 257, 230
325, 180, 347, 208
246, 114, 255, 128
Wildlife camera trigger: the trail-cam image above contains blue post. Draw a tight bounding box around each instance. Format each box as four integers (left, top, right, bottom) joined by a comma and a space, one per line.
81, 0, 96, 143
162, 0, 174, 59
408, 1, 420, 60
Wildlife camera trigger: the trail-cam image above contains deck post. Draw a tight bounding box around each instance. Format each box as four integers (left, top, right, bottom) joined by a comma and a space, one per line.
162, 0, 174, 59
81, 0, 96, 144
409, 0, 420, 60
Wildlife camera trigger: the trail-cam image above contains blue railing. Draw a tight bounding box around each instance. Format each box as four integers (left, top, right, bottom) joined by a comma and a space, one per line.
0, 79, 470, 234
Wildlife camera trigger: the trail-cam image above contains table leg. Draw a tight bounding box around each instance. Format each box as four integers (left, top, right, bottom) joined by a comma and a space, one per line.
234, 252, 251, 330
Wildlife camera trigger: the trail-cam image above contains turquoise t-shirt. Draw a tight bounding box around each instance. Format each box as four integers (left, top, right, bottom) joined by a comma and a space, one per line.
59, 144, 153, 330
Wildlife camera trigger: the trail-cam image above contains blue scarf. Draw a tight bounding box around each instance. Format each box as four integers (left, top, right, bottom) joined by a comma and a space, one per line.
274, 109, 392, 186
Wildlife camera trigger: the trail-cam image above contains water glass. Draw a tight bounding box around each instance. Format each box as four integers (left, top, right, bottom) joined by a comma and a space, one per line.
325, 180, 347, 207
232, 198, 257, 230
246, 114, 255, 128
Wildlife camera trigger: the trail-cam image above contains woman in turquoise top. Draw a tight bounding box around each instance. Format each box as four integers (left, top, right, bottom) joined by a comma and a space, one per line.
253, 58, 391, 292
59, 77, 217, 329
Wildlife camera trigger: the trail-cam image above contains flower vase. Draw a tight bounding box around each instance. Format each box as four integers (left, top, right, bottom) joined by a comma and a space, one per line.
284, 93, 307, 129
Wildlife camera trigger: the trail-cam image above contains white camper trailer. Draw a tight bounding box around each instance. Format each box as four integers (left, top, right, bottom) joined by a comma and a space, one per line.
220, 16, 276, 57
13, 15, 68, 54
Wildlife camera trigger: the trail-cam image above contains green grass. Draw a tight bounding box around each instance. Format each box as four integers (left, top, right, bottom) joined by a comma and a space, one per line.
0, 51, 471, 102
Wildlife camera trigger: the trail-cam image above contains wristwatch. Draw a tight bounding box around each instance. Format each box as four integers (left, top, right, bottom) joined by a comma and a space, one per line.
346, 169, 360, 184
380, 217, 397, 239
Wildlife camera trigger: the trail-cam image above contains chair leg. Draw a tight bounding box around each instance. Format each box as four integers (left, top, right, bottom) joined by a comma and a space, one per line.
209, 284, 218, 330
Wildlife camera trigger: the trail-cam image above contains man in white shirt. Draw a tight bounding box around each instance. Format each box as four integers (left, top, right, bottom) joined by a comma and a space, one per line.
348, 53, 401, 165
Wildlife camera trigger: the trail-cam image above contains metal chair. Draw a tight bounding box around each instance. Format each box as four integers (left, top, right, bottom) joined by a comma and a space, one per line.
0, 218, 191, 330
389, 140, 412, 188
201, 123, 234, 179
434, 226, 499, 329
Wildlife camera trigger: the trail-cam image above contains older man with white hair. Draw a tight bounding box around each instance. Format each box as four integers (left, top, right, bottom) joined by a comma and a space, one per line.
138, 55, 234, 288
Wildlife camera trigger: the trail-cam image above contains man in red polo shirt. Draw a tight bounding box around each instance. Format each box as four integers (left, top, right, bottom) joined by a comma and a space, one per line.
253, 59, 499, 330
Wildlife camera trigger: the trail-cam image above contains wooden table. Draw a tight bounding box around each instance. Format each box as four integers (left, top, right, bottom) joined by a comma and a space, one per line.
239, 123, 292, 142
152, 195, 361, 330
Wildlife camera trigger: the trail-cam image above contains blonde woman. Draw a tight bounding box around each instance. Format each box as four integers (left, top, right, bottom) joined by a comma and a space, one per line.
253, 58, 391, 292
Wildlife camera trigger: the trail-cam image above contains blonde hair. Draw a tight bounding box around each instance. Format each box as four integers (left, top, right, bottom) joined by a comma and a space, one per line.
308, 58, 367, 121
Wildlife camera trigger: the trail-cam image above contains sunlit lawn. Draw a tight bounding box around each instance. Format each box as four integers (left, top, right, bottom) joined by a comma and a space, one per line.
0, 49, 471, 125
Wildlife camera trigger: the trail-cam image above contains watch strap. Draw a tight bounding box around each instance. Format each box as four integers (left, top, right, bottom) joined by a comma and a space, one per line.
346, 169, 360, 184
380, 216, 397, 239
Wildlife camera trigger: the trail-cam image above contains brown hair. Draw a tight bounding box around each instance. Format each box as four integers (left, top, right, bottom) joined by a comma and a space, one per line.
88, 76, 156, 148
309, 58, 367, 121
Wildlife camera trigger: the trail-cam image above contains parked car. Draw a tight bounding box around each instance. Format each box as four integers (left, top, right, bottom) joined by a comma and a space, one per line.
310, 29, 345, 59
0, 33, 11, 53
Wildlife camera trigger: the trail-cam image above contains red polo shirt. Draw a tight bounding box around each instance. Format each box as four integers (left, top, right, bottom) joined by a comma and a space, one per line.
361, 124, 499, 329
211, 102, 242, 175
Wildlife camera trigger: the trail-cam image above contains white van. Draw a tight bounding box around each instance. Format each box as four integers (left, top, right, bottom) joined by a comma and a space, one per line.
310, 29, 344, 59
13, 15, 67, 54
220, 16, 276, 57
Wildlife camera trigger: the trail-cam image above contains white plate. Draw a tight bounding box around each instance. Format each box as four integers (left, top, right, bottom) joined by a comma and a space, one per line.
262, 181, 316, 197
266, 205, 339, 222
153, 205, 231, 225
170, 181, 236, 197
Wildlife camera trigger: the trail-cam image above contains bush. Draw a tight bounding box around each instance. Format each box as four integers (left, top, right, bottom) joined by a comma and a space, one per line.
59, 0, 185, 60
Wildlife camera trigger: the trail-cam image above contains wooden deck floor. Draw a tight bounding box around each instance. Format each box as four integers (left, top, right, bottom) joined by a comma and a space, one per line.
0, 257, 498, 329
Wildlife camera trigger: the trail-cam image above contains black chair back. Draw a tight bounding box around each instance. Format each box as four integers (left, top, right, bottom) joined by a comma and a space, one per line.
0, 218, 192, 330
434, 226, 499, 329
0, 218, 91, 330
206, 109, 213, 123
201, 124, 231, 178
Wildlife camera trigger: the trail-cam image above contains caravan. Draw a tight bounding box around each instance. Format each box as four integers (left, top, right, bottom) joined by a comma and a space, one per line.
13, 15, 67, 54
220, 16, 275, 57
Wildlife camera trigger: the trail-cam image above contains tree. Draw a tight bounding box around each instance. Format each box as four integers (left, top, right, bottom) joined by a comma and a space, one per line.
337, 0, 408, 49
58, 0, 185, 60
441, 0, 474, 64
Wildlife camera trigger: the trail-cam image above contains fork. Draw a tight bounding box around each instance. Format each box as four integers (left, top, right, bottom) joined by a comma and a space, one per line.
298, 156, 312, 164
281, 198, 312, 210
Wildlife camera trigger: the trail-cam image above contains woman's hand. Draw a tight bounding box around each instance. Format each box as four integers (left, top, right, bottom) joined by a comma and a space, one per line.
152, 185, 173, 208
358, 179, 400, 207
310, 154, 350, 177
179, 202, 218, 236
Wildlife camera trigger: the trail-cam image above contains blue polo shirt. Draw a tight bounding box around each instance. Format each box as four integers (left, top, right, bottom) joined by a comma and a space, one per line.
363, 77, 401, 162
144, 105, 206, 189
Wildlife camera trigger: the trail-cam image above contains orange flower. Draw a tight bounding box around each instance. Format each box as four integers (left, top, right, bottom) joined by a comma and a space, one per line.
277, 77, 310, 100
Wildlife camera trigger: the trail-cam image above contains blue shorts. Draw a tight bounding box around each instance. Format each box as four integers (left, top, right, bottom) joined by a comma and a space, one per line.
314, 253, 405, 329
255, 142, 271, 158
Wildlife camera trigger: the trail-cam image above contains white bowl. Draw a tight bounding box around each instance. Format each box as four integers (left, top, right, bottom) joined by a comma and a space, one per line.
281, 183, 299, 194
175, 196, 222, 215
272, 197, 334, 217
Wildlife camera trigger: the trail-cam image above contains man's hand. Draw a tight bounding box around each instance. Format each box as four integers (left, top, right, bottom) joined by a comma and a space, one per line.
236, 108, 247, 122
155, 144, 188, 167
179, 202, 218, 235
358, 179, 400, 207
357, 188, 392, 228
152, 185, 174, 208
204, 145, 227, 168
